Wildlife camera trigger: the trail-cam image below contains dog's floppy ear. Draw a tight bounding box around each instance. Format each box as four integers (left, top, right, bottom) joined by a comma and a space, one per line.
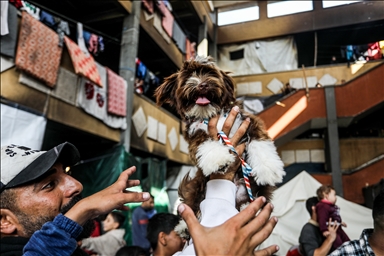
220, 70, 236, 102
154, 72, 178, 107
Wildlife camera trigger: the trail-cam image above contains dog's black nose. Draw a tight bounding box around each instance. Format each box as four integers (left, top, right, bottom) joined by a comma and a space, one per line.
198, 82, 208, 90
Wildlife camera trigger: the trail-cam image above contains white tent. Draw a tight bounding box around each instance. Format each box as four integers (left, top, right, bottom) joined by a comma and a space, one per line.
259, 171, 373, 256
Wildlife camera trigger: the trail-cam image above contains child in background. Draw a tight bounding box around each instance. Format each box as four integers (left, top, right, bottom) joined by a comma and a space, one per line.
316, 185, 350, 251
79, 211, 126, 256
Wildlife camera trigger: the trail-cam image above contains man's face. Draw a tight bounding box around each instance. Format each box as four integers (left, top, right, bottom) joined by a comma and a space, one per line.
11, 162, 84, 237
142, 197, 154, 210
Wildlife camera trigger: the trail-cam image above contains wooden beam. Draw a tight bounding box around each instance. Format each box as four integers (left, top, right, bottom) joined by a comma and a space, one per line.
118, 0, 132, 14
218, 1, 384, 44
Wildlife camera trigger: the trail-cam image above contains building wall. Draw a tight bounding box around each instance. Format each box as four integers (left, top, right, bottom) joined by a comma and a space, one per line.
278, 138, 384, 170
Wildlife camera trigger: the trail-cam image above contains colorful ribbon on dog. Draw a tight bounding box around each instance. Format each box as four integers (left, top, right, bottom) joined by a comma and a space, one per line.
217, 131, 254, 202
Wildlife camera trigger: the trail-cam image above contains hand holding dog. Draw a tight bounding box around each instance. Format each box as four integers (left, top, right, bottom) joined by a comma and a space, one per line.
209, 106, 250, 181
178, 196, 279, 256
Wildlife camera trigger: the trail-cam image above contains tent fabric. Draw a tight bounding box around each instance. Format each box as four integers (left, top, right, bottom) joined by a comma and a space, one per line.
258, 171, 373, 255
1, 103, 46, 149
217, 36, 298, 76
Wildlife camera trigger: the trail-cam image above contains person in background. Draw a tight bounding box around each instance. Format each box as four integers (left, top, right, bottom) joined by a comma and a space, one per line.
115, 246, 146, 256
131, 194, 155, 253
329, 189, 384, 256
79, 211, 126, 256
146, 213, 185, 256
316, 185, 350, 251
298, 196, 338, 256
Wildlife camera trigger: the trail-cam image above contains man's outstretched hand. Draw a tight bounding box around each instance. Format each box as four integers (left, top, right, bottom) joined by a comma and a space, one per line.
65, 166, 150, 225
178, 196, 279, 255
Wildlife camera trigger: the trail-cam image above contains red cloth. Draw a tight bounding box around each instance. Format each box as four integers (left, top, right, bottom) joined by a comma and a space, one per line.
159, 1, 173, 37
15, 12, 62, 87
64, 36, 102, 87
286, 245, 302, 256
106, 68, 127, 117
142, 0, 154, 14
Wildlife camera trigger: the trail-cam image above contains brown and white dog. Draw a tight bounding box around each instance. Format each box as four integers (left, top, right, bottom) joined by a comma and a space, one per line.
154, 56, 285, 215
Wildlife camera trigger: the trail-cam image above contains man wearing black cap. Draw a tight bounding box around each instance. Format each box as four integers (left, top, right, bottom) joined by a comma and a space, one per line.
0, 108, 280, 255
0, 142, 150, 255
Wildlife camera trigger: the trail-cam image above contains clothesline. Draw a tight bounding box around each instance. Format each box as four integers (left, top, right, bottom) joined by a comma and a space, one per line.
27, 0, 120, 44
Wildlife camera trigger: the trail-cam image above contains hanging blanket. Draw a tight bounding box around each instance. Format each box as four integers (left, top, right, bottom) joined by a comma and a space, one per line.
64, 36, 102, 87
159, 1, 174, 37
106, 68, 127, 117
15, 12, 62, 87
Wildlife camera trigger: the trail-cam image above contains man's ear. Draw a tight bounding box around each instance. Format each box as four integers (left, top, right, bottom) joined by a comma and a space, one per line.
158, 231, 167, 246
0, 209, 19, 235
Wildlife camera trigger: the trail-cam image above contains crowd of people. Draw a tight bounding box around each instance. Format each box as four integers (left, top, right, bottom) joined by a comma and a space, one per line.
1, 106, 382, 256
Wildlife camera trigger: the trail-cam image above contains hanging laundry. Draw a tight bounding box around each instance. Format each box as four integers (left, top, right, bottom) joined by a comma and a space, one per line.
106, 68, 127, 117
153, 11, 171, 44
172, 21, 186, 53
39, 10, 56, 27
98, 36, 104, 53
88, 34, 99, 55
64, 36, 103, 87
77, 22, 90, 56
15, 12, 62, 87
77, 78, 106, 120
9, 0, 23, 9
163, 0, 173, 11
56, 20, 70, 47
1, 4, 18, 58
159, 1, 174, 37
1, 1, 9, 36
142, 0, 154, 14
21, 1, 40, 20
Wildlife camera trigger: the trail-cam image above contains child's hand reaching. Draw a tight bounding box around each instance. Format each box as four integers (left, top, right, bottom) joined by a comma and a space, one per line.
341, 221, 347, 227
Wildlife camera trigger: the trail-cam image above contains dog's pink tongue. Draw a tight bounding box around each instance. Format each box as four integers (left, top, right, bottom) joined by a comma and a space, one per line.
196, 97, 210, 106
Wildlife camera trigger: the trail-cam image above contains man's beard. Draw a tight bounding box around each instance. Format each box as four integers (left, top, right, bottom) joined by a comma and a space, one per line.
16, 195, 95, 239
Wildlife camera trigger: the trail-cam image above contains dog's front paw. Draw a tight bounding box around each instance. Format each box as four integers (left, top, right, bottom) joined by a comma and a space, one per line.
247, 140, 285, 185
197, 140, 235, 176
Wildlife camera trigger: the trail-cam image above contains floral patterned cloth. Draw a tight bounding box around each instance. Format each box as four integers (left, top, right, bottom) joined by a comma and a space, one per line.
106, 68, 127, 117
15, 12, 62, 87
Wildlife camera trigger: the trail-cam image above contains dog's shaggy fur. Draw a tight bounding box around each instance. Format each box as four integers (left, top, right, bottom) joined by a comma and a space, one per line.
154, 56, 285, 215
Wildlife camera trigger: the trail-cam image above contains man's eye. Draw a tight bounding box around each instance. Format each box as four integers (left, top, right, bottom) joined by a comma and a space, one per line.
42, 181, 56, 190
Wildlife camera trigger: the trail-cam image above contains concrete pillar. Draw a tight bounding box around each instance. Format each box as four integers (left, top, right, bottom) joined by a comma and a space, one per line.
324, 87, 343, 197
119, 1, 141, 152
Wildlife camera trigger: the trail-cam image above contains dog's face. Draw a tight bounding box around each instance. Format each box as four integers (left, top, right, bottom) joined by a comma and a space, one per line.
155, 56, 236, 120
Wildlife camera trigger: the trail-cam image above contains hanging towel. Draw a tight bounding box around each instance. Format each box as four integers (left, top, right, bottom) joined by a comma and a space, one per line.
1, 1, 9, 36
142, 0, 154, 14
159, 1, 174, 37
106, 68, 127, 117
77, 75, 127, 129
172, 21, 186, 53
15, 12, 62, 87
1, 4, 18, 58
56, 20, 70, 47
77, 22, 90, 55
77, 78, 106, 120
64, 36, 102, 87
